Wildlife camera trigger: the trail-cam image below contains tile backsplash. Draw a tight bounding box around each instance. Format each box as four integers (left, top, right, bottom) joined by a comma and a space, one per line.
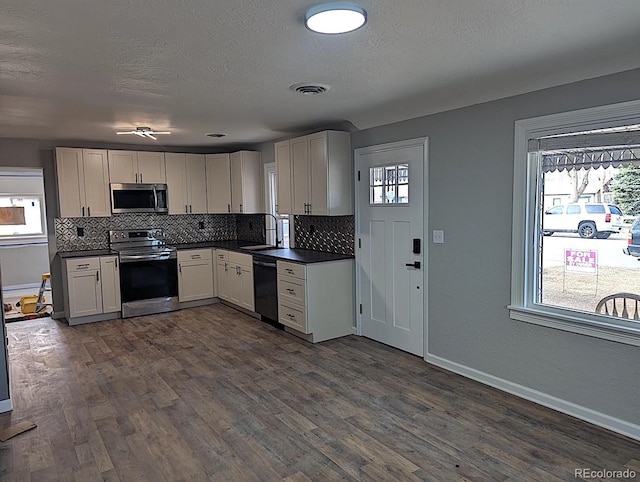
294, 215, 354, 256
55, 213, 355, 256
55, 213, 264, 252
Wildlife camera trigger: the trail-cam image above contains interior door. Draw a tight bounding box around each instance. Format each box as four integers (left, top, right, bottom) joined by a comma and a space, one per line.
356, 139, 426, 356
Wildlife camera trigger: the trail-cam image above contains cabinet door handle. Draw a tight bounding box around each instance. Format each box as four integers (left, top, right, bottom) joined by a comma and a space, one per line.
179, 263, 182, 274
275, 204, 279, 214
87, 206, 91, 216
96, 271, 100, 283
115, 258, 118, 269
140, 173, 143, 183
185, 205, 188, 213
135, 172, 138, 183
240, 204, 243, 213
286, 288, 295, 293
224, 262, 228, 272
227, 204, 230, 213
286, 313, 295, 319
82, 206, 85, 217
190, 205, 192, 213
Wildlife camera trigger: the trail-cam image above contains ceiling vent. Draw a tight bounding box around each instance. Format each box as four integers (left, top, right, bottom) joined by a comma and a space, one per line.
290, 83, 331, 95
206, 133, 226, 138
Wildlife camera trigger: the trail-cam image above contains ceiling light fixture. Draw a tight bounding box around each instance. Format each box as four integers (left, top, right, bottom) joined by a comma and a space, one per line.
305, 3, 367, 34
116, 126, 171, 140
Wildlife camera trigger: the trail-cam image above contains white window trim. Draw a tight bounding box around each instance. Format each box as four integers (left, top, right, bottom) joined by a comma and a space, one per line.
510, 99, 640, 347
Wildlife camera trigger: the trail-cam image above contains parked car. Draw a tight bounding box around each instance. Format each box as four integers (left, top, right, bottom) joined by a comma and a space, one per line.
542, 203, 624, 238
623, 217, 640, 258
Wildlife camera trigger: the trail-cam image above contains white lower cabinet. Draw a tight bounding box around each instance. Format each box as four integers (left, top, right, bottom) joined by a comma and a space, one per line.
178, 249, 214, 302
216, 250, 254, 311
64, 256, 121, 324
100, 256, 121, 313
277, 259, 353, 342
66, 258, 102, 318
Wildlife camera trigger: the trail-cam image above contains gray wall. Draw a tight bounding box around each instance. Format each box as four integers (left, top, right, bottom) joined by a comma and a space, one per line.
352, 68, 640, 426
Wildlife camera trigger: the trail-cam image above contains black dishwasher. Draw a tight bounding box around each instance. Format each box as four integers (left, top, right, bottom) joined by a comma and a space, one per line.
253, 255, 279, 324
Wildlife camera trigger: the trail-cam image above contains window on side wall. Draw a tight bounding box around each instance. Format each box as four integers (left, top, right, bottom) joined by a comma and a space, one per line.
0, 195, 45, 240
510, 100, 640, 346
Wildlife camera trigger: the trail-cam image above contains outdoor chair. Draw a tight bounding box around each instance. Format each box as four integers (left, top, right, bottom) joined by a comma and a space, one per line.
595, 292, 640, 320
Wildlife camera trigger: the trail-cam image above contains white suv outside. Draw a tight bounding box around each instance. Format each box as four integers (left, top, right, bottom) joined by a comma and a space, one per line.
543, 203, 624, 239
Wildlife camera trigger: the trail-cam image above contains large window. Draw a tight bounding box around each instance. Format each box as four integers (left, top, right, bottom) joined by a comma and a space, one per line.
511, 101, 640, 346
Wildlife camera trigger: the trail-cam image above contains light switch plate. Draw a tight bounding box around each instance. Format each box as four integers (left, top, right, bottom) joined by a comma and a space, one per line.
433, 230, 444, 244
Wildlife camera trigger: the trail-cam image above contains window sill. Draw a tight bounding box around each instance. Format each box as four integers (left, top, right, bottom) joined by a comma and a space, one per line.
0, 236, 48, 248
508, 305, 640, 347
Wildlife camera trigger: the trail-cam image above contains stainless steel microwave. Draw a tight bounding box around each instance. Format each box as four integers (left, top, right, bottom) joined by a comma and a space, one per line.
110, 183, 168, 214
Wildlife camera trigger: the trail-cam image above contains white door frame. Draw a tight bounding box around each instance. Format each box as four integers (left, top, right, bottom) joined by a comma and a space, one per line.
354, 137, 429, 356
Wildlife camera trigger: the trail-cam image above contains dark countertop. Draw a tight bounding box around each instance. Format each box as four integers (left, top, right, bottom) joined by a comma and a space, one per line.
58, 241, 354, 264
58, 249, 115, 259
175, 241, 354, 264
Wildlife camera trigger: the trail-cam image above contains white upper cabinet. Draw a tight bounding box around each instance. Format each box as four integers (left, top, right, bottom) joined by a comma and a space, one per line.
205, 153, 232, 214
230, 151, 262, 214
56, 147, 110, 218
108, 150, 166, 184
290, 136, 310, 215
277, 130, 352, 216
275, 140, 292, 215
165, 153, 207, 214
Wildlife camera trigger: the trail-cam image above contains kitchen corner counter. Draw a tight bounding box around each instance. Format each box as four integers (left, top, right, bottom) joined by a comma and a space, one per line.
246, 248, 353, 264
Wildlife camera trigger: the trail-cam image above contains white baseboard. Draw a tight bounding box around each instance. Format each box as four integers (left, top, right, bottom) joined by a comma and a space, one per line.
426, 353, 640, 442
0, 398, 13, 413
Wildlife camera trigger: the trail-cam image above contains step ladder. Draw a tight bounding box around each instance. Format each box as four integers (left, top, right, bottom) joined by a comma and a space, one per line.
35, 272, 52, 312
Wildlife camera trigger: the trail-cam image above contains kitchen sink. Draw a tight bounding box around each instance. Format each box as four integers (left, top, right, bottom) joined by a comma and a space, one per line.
239, 245, 278, 251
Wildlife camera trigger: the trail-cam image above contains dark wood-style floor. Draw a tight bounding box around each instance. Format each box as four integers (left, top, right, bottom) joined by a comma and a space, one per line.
0, 304, 638, 481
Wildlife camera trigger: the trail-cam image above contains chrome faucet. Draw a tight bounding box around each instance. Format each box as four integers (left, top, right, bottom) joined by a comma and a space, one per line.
265, 213, 281, 246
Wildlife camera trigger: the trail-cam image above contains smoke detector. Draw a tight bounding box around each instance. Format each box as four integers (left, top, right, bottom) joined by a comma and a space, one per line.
290, 83, 331, 95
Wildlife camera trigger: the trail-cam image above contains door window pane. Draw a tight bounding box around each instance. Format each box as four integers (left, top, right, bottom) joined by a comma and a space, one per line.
369, 164, 409, 205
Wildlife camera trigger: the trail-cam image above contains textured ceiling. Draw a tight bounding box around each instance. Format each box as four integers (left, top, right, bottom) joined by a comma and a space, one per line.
1, 0, 640, 147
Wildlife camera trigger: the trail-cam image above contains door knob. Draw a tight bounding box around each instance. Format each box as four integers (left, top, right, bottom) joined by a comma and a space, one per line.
405, 261, 421, 269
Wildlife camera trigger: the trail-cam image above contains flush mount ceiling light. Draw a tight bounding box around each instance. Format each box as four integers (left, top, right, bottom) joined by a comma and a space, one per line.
116, 126, 171, 140
305, 3, 367, 34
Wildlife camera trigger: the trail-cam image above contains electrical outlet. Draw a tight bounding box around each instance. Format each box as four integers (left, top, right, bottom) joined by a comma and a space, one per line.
77, 226, 84, 237
432, 230, 444, 244
198, 221, 205, 229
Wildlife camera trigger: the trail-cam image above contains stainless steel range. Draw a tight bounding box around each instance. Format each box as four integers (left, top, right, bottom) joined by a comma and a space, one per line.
109, 229, 178, 318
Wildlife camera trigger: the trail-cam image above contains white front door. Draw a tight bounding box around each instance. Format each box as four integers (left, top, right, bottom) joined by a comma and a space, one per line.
356, 138, 427, 356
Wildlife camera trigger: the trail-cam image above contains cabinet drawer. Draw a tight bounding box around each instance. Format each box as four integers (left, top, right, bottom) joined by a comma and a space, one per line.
278, 275, 306, 306
277, 260, 306, 280
229, 251, 252, 266
215, 249, 229, 261
278, 300, 308, 334
178, 249, 212, 262
66, 257, 100, 272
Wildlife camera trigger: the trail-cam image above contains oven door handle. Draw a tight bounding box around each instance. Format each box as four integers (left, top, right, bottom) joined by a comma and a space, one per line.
120, 253, 176, 263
